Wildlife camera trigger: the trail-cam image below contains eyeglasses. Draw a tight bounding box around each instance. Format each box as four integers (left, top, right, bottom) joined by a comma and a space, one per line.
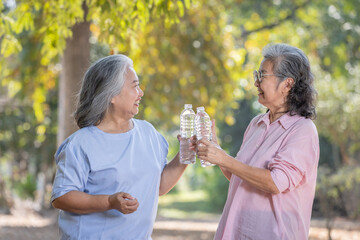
253, 70, 282, 84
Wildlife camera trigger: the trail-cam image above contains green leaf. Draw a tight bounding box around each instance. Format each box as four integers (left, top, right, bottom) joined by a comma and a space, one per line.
1, 35, 22, 57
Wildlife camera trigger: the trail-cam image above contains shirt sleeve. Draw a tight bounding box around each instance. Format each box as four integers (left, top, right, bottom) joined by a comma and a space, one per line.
51, 139, 90, 202
157, 132, 169, 170
268, 121, 319, 193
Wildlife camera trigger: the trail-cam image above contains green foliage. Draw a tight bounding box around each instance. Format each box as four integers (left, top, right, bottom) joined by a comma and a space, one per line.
316, 165, 360, 220
127, 0, 240, 130
200, 166, 229, 210
0, 97, 57, 167
316, 69, 360, 164
1, 0, 360, 217
197, 99, 260, 209
12, 174, 37, 199
218, 98, 261, 156
88, 0, 186, 48
0, 0, 190, 204
0, 88, 58, 203
0, 2, 22, 57
158, 190, 222, 219
3, 0, 359, 163
318, 135, 341, 168
1, 0, 189, 123
220, 0, 360, 164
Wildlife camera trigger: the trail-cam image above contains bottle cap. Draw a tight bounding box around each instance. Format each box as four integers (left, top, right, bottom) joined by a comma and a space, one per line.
184, 104, 192, 108
197, 106, 205, 111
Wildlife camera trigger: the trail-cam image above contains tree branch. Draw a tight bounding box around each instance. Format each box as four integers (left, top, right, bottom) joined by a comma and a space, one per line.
241, 1, 310, 38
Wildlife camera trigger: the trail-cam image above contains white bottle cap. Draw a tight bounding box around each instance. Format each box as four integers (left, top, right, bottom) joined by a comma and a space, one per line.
184, 104, 192, 108
197, 106, 205, 111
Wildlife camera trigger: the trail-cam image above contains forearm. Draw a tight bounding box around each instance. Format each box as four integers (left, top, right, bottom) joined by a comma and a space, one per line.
52, 191, 110, 214
219, 166, 232, 181
220, 155, 280, 194
159, 153, 187, 196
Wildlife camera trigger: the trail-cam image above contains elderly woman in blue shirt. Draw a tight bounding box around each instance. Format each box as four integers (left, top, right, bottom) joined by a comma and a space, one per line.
51, 55, 188, 239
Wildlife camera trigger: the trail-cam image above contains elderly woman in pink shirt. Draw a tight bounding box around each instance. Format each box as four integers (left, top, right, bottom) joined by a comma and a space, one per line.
197, 43, 319, 240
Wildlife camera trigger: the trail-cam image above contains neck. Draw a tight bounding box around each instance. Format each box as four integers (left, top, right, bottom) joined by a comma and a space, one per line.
97, 114, 133, 134
268, 109, 288, 123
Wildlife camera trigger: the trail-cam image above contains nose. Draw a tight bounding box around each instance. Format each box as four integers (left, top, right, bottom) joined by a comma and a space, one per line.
138, 86, 144, 97
254, 79, 259, 87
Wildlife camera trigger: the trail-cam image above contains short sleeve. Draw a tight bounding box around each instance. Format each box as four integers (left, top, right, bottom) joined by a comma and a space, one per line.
51, 139, 90, 202
157, 132, 169, 170
268, 121, 319, 193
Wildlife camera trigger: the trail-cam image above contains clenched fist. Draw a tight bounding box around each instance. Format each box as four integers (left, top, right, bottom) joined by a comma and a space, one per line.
108, 192, 139, 214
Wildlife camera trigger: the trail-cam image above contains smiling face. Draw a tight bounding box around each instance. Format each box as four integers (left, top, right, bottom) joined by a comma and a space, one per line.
110, 67, 144, 120
254, 59, 290, 113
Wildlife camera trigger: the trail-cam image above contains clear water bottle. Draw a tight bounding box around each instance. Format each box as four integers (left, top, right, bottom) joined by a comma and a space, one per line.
180, 104, 196, 164
195, 106, 214, 167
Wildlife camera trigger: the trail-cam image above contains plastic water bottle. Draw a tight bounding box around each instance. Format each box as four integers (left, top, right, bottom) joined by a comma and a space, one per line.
180, 104, 196, 164
195, 106, 214, 167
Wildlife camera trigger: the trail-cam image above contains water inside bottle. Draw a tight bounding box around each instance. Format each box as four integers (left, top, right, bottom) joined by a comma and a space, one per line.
179, 104, 196, 164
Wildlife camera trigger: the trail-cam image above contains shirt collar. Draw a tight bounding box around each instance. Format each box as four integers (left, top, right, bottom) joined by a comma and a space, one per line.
256, 112, 303, 129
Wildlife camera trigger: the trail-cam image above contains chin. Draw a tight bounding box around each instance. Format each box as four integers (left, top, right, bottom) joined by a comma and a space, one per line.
131, 111, 139, 117
258, 100, 268, 109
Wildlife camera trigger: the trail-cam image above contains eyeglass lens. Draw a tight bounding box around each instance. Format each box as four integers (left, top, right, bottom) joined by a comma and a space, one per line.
253, 70, 260, 82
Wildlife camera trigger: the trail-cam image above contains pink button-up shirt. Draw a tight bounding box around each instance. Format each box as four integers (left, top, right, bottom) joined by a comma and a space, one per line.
215, 112, 319, 240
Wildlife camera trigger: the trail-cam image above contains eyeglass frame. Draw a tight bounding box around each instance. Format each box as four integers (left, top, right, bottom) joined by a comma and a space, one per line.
253, 70, 285, 84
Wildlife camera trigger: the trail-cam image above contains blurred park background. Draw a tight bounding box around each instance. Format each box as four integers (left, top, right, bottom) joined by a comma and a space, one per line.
0, 0, 360, 239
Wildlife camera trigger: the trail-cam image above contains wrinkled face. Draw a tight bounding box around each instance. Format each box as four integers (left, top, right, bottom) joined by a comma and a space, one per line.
254, 60, 288, 111
110, 67, 144, 119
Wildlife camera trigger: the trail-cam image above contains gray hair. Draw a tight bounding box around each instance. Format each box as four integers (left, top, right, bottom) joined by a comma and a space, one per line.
262, 43, 317, 119
74, 54, 133, 128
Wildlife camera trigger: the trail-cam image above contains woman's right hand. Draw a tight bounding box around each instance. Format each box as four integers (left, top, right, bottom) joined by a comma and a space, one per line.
108, 192, 139, 214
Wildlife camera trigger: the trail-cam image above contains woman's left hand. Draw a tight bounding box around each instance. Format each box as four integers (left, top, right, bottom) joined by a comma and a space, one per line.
197, 138, 227, 166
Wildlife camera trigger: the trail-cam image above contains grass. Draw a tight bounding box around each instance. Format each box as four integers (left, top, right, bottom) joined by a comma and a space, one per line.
158, 190, 222, 220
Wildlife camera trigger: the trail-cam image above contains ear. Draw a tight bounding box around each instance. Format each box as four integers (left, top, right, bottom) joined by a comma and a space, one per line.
110, 97, 116, 104
283, 77, 294, 91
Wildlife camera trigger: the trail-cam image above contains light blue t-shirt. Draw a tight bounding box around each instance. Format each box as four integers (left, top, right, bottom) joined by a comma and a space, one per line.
51, 119, 168, 240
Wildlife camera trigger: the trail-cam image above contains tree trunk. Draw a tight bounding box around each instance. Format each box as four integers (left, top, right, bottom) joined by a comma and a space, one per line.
338, 143, 351, 165
57, 5, 90, 146
326, 216, 333, 240
0, 175, 13, 214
